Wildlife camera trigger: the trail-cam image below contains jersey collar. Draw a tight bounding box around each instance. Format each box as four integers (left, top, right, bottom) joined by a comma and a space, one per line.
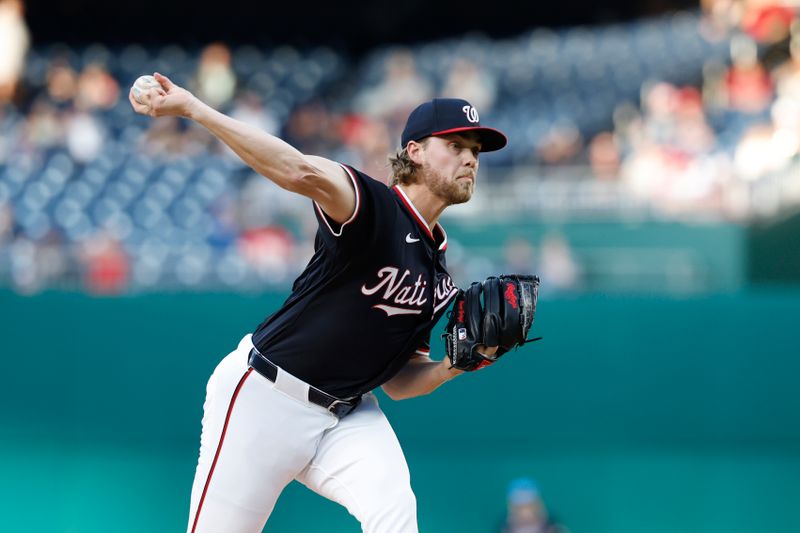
392, 185, 448, 252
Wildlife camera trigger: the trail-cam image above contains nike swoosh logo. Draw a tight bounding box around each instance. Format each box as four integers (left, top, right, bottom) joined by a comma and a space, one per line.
405, 233, 420, 243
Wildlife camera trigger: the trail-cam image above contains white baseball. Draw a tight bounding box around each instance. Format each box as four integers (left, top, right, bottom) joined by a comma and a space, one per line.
131, 75, 161, 104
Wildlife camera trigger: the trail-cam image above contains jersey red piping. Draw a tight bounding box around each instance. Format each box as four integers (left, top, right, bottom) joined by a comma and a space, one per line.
190, 368, 254, 533
314, 164, 362, 237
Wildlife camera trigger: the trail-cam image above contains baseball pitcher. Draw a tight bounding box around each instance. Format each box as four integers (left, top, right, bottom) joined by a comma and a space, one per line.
130, 74, 540, 533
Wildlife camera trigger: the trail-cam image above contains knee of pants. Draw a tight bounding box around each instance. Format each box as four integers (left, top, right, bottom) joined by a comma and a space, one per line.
362, 482, 417, 530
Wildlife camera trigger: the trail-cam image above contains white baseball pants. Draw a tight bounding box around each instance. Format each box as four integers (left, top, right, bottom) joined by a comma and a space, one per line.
186, 334, 418, 532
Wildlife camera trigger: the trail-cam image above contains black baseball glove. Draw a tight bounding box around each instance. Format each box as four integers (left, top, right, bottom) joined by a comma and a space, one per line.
443, 274, 541, 371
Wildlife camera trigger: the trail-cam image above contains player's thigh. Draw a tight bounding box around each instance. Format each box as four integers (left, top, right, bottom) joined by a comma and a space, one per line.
296, 393, 417, 531
188, 337, 335, 532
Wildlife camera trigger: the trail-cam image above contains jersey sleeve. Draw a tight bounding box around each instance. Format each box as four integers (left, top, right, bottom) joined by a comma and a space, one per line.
312, 165, 393, 251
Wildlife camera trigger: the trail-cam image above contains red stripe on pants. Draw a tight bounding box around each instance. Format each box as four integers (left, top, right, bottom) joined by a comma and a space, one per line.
191, 367, 254, 532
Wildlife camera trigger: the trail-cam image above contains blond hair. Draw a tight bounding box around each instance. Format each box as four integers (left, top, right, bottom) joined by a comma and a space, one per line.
387, 138, 429, 186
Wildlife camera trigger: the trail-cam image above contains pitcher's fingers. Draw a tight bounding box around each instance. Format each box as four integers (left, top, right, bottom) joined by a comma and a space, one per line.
154, 72, 174, 91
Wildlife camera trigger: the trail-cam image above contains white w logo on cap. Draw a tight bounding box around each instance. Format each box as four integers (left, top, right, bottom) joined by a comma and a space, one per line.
462, 105, 479, 123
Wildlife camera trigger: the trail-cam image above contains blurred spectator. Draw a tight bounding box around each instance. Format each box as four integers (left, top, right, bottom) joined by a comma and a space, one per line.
540, 233, 580, 293
0, 202, 13, 245
700, 0, 742, 41
588, 131, 621, 180
9, 237, 40, 293
224, 90, 279, 163
536, 121, 584, 166
770, 28, 800, 133
75, 63, 120, 111
724, 34, 773, 113
195, 42, 237, 109
733, 122, 795, 180
503, 236, 536, 274
284, 101, 340, 156
237, 173, 308, 229
65, 110, 105, 162
8, 233, 69, 294
339, 114, 393, 180
620, 81, 723, 212
0, 0, 29, 106
610, 102, 643, 155
235, 174, 317, 273
702, 59, 729, 109
674, 87, 716, 156
38, 231, 71, 288
140, 116, 185, 157
441, 58, 497, 112
640, 81, 676, 145
230, 90, 279, 136
23, 97, 64, 152
139, 116, 212, 158
206, 194, 240, 251
237, 226, 295, 284
80, 232, 130, 294
356, 49, 433, 123
741, 0, 795, 44
501, 478, 568, 533
46, 59, 79, 106
701, 0, 796, 44
639, 82, 714, 154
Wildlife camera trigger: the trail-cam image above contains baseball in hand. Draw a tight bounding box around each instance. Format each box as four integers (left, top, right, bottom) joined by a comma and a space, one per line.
131, 75, 161, 104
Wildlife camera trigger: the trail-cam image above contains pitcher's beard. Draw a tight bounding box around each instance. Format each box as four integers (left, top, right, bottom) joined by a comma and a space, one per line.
424, 164, 475, 205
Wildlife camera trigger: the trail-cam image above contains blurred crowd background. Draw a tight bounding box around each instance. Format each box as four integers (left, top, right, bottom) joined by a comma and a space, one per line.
2, 0, 799, 295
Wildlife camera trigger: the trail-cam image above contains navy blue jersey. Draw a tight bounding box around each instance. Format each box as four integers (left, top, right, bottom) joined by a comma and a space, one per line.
251, 165, 458, 398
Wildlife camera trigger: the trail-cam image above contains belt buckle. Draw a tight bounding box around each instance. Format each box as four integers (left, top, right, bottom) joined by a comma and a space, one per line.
327, 397, 360, 418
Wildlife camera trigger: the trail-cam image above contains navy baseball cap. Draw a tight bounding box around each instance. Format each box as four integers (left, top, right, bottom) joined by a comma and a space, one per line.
401, 98, 508, 152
